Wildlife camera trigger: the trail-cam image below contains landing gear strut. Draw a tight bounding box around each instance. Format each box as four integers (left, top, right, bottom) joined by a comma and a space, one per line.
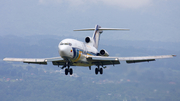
61, 62, 73, 75
95, 66, 103, 75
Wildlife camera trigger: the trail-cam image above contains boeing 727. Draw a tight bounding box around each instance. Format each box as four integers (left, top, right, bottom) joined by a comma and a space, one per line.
3, 25, 176, 75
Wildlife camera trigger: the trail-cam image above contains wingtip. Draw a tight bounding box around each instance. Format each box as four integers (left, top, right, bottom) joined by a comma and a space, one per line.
172, 55, 176, 57
3, 58, 11, 61
3, 58, 6, 61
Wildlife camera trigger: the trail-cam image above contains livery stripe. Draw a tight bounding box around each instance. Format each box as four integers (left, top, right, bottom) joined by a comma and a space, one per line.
73, 48, 76, 58
75, 51, 82, 62
72, 47, 98, 61
75, 50, 79, 59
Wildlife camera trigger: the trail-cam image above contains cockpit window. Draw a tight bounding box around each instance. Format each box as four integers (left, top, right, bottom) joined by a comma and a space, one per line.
60, 43, 72, 46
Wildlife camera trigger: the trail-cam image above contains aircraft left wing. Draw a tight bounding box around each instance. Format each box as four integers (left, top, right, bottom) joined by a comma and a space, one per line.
86, 55, 176, 66
3, 57, 65, 65
119, 55, 176, 63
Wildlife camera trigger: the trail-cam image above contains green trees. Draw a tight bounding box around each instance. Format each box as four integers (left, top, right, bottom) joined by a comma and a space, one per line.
0, 63, 180, 101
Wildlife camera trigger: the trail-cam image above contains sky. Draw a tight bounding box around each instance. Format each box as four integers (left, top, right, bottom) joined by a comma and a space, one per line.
0, 0, 180, 42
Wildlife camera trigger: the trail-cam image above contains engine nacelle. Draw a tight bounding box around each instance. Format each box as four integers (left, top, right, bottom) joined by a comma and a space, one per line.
85, 37, 91, 43
100, 49, 109, 56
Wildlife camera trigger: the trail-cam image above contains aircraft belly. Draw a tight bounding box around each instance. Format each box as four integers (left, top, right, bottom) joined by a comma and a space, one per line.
72, 62, 92, 66
71, 55, 92, 66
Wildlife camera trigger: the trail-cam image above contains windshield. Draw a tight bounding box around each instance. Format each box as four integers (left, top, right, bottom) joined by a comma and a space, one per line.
60, 43, 72, 46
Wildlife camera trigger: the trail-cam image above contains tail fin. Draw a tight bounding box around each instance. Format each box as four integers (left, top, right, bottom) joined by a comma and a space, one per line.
74, 25, 129, 49
91, 25, 101, 49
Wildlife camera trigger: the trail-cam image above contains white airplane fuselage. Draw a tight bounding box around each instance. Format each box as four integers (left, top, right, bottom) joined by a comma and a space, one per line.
58, 38, 98, 66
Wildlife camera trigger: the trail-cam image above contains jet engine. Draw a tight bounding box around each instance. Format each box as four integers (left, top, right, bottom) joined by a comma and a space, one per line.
100, 49, 109, 56
85, 37, 91, 43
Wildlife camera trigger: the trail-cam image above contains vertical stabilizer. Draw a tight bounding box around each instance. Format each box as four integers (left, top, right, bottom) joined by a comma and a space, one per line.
92, 25, 102, 49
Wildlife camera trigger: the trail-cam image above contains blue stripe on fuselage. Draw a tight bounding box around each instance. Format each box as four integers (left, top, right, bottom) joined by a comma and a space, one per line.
73, 48, 76, 58
75, 50, 79, 59
72, 47, 97, 60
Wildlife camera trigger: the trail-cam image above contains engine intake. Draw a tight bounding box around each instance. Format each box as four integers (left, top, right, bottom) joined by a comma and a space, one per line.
85, 37, 91, 43
100, 49, 109, 56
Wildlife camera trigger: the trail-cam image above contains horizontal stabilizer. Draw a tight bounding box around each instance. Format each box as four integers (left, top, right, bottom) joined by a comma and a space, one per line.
74, 28, 95, 31
74, 28, 130, 31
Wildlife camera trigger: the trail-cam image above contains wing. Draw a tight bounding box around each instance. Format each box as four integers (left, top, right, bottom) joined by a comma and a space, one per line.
3, 57, 65, 65
118, 55, 176, 63
87, 55, 176, 66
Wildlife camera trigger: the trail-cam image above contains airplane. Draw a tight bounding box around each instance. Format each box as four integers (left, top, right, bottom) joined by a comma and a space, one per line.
3, 25, 176, 75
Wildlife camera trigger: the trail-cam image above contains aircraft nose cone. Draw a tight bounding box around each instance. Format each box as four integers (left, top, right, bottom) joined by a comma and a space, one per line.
59, 46, 68, 57
59, 45, 72, 58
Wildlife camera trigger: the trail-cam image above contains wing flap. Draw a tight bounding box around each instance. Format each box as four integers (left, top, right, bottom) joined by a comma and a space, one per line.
126, 59, 155, 63
92, 60, 120, 66
23, 61, 47, 65
87, 56, 120, 66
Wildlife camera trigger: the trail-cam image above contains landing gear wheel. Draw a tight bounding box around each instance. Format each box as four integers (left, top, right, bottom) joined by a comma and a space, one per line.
65, 69, 68, 75
69, 68, 73, 75
100, 68, 103, 74
95, 68, 98, 75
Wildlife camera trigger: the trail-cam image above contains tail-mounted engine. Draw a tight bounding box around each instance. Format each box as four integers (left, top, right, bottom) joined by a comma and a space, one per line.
99, 49, 109, 56
85, 37, 91, 43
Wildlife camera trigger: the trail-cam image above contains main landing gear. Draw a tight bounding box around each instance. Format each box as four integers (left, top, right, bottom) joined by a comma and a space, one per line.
61, 62, 73, 75
65, 68, 73, 75
95, 66, 103, 75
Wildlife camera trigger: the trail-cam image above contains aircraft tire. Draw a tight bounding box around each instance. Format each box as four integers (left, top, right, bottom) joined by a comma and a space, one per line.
65, 69, 68, 75
70, 68, 73, 75
100, 68, 103, 74
95, 68, 98, 75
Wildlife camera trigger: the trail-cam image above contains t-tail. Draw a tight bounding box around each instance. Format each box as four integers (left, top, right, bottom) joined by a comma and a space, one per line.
74, 25, 129, 49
